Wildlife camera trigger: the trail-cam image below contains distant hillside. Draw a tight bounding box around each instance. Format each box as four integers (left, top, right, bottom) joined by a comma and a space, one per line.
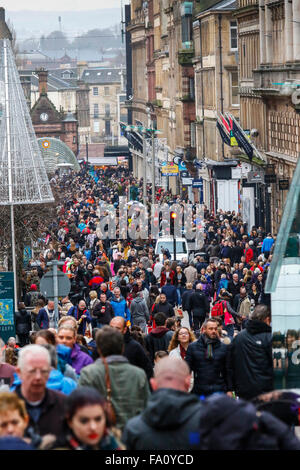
6, 9, 122, 41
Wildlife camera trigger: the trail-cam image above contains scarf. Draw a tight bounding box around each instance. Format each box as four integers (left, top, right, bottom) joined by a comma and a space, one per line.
202, 334, 219, 361
179, 344, 187, 360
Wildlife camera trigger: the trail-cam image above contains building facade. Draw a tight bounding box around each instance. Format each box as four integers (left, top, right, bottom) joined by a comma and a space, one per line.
20, 67, 90, 146
236, 0, 300, 232
127, 0, 198, 197
193, 0, 240, 210
80, 67, 125, 144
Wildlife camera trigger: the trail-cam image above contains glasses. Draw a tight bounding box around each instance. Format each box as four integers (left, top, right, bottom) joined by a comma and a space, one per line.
25, 368, 50, 377
178, 332, 189, 336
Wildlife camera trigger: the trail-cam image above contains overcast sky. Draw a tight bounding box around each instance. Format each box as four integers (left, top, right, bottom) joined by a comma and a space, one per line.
2, 0, 129, 10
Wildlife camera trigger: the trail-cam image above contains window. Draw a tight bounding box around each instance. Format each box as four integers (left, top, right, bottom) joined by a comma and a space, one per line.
93, 103, 99, 118
181, 2, 193, 47
190, 122, 196, 148
105, 104, 110, 116
189, 77, 195, 100
104, 87, 109, 96
73, 136, 76, 144
230, 21, 238, 51
230, 71, 239, 106
93, 121, 100, 133
93, 87, 98, 96
105, 120, 111, 135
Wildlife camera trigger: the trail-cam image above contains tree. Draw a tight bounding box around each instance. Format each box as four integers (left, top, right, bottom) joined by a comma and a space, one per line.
0, 185, 64, 298
40, 31, 69, 51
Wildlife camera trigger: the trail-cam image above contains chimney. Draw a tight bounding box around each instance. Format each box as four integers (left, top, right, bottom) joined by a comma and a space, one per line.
37, 68, 48, 95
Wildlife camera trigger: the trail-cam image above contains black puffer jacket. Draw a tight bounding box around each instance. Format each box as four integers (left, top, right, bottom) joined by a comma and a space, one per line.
122, 388, 204, 450
185, 335, 233, 395
188, 290, 210, 317
14, 309, 32, 335
229, 319, 272, 400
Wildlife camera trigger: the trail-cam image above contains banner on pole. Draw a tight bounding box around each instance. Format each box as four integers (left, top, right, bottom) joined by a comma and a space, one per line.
0, 272, 15, 344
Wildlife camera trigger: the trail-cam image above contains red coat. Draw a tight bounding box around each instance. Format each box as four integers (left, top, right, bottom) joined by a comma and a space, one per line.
244, 248, 254, 264
160, 270, 175, 287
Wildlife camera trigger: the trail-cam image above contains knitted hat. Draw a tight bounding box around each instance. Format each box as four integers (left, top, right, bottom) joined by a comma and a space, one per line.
30, 284, 37, 291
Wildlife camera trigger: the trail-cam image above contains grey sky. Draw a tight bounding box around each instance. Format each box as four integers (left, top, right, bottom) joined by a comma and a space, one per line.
1, 0, 129, 10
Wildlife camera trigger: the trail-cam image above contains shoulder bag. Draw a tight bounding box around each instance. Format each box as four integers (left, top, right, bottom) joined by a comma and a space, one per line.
102, 357, 117, 426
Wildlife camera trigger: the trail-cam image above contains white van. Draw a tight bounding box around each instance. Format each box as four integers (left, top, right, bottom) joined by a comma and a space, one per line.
155, 237, 189, 262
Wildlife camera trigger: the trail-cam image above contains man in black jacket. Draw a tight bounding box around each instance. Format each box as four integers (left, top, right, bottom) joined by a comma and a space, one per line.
110, 316, 153, 380
229, 304, 272, 400
122, 357, 204, 450
189, 283, 210, 332
152, 293, 174, 318
145, 312, 174, 364
181, 283, 194, 328
93, 292, 114, 328
227, 273, 241, 306
15, 302, 32, 347
185, 318, 233, 397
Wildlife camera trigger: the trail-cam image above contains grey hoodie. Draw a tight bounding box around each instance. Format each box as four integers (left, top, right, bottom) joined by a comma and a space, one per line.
130, 296, 150, 322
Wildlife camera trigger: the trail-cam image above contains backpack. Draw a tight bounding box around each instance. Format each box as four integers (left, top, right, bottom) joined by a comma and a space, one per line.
211, 300, 225, 318
211, 300, 234, 326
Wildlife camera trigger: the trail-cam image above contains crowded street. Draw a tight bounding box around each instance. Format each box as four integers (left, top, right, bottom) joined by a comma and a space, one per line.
0, 162, 299, 452
1, 0, 300, 456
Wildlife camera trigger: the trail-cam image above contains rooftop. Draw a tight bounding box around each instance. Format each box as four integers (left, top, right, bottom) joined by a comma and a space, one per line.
81, 67, 124, 84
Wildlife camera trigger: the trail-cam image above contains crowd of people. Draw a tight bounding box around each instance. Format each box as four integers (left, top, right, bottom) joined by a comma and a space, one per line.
0, 163, 299, 451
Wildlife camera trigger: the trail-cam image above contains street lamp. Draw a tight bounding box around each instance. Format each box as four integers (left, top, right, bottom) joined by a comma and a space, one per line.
146, 103, 156, 206
170, 210, 177, 261
85, 135, 89, 163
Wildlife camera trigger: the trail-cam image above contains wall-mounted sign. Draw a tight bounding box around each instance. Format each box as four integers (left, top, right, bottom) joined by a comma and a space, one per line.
247, 170, 264, 184
279, 179, 289, 190
192, 178, 203, 188
161, 163, 179, 176
231, 167, 242, 179
265, 174, 277, 184
182, 177, 193, 186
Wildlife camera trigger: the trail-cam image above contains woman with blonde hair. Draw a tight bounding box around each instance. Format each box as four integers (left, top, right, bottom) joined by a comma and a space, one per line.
168, 327, 196, 360
168, 327, 195, 391
89, 290, 101, 328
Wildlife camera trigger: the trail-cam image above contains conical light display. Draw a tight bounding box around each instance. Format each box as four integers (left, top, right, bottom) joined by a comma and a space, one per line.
0, 39, 54, 205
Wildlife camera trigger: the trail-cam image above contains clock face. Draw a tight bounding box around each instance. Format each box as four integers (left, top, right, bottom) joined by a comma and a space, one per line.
40, 112, 49, 122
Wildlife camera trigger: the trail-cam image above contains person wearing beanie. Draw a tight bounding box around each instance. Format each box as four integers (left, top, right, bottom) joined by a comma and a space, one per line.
24, 285, 45, 308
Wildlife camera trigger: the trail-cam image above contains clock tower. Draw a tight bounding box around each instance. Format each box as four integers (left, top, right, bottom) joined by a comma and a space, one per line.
30, 68, 78, 155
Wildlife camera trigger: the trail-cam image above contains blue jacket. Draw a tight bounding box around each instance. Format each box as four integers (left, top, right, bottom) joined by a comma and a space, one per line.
261, 237, 274, 254
110, 296, 131, 323
36, 307, 56, 330
11, 370, 77, 395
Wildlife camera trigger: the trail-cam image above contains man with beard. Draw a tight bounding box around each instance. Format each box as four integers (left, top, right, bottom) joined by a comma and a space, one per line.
185, 318, 233, 397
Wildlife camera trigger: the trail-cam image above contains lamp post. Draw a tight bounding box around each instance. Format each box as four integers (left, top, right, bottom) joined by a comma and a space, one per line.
146, 103, 156, 206
171, 211, 177, 261
85, 135, 89, 163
